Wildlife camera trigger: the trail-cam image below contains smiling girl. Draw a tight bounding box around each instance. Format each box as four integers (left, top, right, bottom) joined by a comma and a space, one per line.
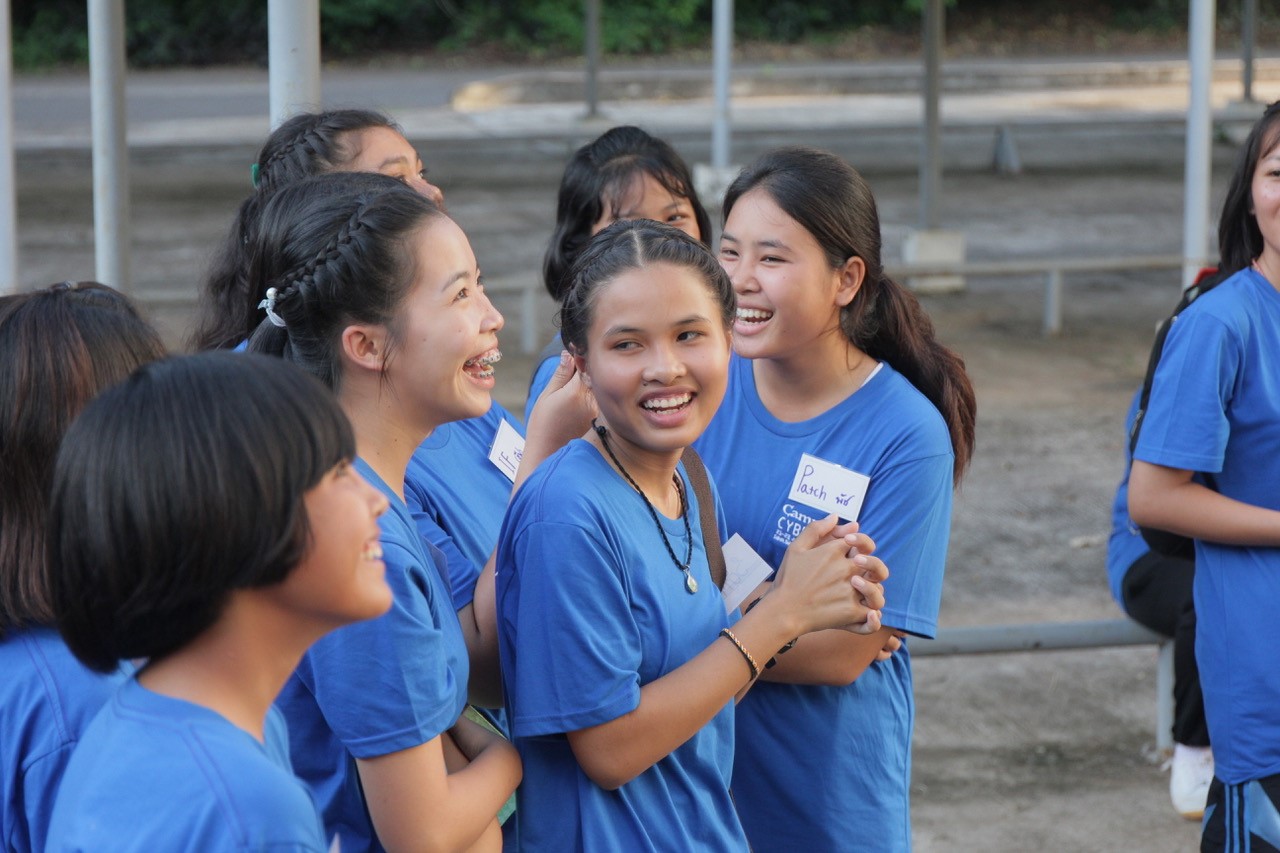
525, 125, 712, 421
245, 172, 583, 851
697, 147, 977, 852
1129, 102, 1280, 853
496, 219, 889, 852
45, 352, 391, 851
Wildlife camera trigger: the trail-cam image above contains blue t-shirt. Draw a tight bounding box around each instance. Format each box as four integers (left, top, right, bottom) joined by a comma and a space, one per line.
275, 458, 470, 852
694, 355, 954, 853
0, 628, 130, 853
46, 676, 325, 852
496, 440, 748, 852
1133, 267, 1280, 784
1105, 390, 1153, 607
403, 401, 524, 610
523, 335, 563, 425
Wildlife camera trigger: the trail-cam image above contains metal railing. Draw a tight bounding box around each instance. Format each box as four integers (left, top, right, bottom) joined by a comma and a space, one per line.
913, 619, 1174, 752
887, 253, 1188, 335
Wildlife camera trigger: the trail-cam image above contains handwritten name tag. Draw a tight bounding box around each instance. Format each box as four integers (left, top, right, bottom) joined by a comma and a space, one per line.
720, 534, 775, 613
487, 419, 525, 482
787, 453, 870, 522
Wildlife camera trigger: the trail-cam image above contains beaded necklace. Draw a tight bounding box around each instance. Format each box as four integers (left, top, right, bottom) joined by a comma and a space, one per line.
592, 420, 697, 594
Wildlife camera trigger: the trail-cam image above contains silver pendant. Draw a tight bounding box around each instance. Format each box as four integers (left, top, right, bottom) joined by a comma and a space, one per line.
684, 572, 698, 594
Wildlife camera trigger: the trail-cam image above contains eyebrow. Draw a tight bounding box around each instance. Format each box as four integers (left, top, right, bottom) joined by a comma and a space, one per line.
601, 314, 711, 337
440, 270, 471, 292
719, 231, 789, 251
376, 154, 414, 171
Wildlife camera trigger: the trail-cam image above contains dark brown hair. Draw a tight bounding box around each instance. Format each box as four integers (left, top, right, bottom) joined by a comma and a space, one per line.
0, 283, 165, 634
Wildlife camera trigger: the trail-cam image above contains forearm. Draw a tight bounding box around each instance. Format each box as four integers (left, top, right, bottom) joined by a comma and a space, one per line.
758, 626, 888, 686
462, 564, 502, 708
1130, 460, 1280, 546
569, 603, 800, 790
357, 732, 520, 853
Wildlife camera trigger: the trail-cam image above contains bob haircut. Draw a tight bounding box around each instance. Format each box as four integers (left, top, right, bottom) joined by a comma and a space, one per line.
543, 125, 712, 303
0, 283, 165, 634
245, 171, 443, 391
190, 108, 403, 351
1218, 100, 1280, 274
47, 351, 356, 673
560, 218, 735, 356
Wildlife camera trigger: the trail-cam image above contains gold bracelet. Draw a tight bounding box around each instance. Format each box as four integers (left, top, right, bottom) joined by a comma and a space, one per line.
720, 628, 760, 680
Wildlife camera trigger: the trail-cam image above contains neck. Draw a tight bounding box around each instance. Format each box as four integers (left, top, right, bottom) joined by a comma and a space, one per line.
751, 330, 871, 422
137, 592, 317, 742
340, 381, 435, 500
1254, 251, 1280, 292
588, 423, 683, 518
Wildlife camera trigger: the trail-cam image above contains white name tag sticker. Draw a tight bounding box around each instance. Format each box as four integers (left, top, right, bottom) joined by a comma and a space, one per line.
787, 453, 870, 522
487, 419, 525, 483
720, 534, 775, 614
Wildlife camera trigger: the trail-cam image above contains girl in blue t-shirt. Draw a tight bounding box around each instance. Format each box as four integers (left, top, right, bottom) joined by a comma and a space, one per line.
0, 283, 165, 853
195, 110, 542, 713
698, 147, 977, 852
497, 219, 890, 852
247, 172, 585, 852
45, 352, 392, 852
1129, 102, 1280, 853
526, 125, 713, 420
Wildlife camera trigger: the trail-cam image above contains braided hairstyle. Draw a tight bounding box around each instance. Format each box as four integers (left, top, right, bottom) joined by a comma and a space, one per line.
723, 147, 977, 483
190, 109, 402, 352
244, 172, 443, 392
543, 126, 712, 303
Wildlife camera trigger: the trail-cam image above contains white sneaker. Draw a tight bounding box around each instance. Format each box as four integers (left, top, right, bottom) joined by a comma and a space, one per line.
1169, 743, 1214, 820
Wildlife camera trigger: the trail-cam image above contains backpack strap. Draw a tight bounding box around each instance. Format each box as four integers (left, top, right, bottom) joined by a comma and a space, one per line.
680, 446, 726, 590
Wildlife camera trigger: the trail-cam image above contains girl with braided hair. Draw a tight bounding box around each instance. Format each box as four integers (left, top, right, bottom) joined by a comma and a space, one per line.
247, 172, 582, 852
190, 108, 443, 353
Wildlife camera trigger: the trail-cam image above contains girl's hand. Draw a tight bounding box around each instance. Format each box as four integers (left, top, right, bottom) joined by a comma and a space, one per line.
771, 515, 885, 637
875, 631, 906, 662
526, 352, 596, 450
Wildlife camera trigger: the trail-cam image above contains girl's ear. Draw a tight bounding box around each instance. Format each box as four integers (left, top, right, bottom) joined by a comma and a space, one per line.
835, 256, 866, 308
571, 351, 591, 389
340, 324, 389, 375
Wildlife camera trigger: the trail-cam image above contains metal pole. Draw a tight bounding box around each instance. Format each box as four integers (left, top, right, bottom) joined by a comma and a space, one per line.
88, 0, 130, 292
0, 0, 18, 292
711, 0, 733, 172
1241, 0, 1257, 102
268, 0, 321, 129
1156, 641, 1174, 753
1182, 0, 1217, 289
920, 0, 943, 230
584, 0, 601, 119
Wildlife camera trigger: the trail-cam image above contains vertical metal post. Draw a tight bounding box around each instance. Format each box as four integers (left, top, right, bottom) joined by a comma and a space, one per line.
1156, 640, 1174, 754
1182, 0, 1216, 289
920, 0, 943, 230
711, 0, 733, 172
584, 0, 601, 119
1241, 0, 1257, 102
1043, 269, 1062, 335
0, 0, 18, 292
88, 0, 130, 292
268, 0, 321, 129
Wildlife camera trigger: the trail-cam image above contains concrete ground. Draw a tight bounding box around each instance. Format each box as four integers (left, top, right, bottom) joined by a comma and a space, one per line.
13, 54, 1279, 850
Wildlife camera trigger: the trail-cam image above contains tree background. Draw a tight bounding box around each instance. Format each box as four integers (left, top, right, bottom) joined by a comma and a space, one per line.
7, 0, 1259, 69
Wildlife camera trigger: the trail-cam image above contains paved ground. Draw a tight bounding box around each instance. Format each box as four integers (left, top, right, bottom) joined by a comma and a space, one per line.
11, 54, 1280, 850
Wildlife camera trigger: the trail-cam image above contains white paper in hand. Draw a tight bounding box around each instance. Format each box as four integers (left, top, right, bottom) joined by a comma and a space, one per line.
720, 534, 775, 614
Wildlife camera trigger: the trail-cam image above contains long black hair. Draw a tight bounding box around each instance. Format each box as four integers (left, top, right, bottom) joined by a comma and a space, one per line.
723, 147, 976, 483
1218, 100, 1280, 274
543, 126, 712, 304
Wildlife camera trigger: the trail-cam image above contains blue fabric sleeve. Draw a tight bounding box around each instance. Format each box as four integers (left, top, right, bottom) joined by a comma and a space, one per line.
505, 520, 642, 737
523, 355, 561, 425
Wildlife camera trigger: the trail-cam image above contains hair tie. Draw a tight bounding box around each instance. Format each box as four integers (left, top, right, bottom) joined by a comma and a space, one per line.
257, 287, 287, 328
250, 162, 260, 188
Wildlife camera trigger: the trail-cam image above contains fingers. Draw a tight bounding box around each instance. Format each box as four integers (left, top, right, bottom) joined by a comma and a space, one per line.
790, 514, 841, 550
851, 575, 885, 611
853, 553, 889, 584
540, 351, 577, 397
